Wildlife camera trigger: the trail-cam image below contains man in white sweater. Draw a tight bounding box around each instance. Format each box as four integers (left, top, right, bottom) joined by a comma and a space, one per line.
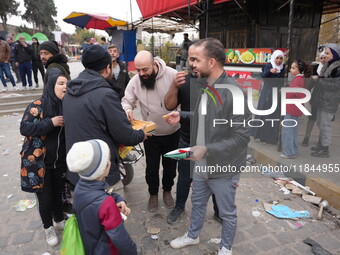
122, 51, 180, 212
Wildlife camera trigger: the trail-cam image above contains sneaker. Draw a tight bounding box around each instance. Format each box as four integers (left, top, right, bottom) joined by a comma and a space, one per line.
28, 86, 33, 90
311, 146, 321, 151
35, 83, 39, 88
163, 191, 175, 209
167, 207, 184, 224
54, 220, 65, 231
218, 247, 232, 255
280, 154, 296, 159
170, 232, 199, 249
14, 86, 20, 91
44, 226, 58, 247
16, 80, 21, 83
1, 88, 7, 92
22, 86, 27, 90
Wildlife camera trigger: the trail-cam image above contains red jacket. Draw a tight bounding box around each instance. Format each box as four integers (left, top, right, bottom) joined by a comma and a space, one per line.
286, 75, 306, 117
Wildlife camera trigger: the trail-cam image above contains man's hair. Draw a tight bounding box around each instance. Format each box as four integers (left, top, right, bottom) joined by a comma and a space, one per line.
101, 37, 106, 42
107, 44, 118, 50
193, 38, 226, 67
184, 33, 189, 37
0, 36, 4, 41
84, 37, 91, 42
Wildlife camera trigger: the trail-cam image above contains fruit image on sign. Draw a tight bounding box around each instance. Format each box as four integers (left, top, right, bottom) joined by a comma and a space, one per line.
240, 51, 255, 64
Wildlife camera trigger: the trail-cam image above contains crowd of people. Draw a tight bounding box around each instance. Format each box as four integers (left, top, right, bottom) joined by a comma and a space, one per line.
11, 33, 340, 255
252, 45, 340, 159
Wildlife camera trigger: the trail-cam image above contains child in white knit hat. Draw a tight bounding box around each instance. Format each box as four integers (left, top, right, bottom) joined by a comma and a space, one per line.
67, 139, 138, 255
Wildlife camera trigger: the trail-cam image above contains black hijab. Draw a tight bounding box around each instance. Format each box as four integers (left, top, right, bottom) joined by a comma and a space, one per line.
42, 74, 65, 117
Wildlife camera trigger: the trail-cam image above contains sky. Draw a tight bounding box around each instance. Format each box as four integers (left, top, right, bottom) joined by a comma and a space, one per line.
7, 0, 142, 35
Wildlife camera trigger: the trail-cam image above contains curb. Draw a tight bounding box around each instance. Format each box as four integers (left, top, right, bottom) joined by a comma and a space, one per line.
248, 140, 340, 210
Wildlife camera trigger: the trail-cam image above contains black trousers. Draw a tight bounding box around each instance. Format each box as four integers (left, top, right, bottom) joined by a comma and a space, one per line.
32, 61, 45, 84
36, 167, 65, 229
143, 130, 179, 195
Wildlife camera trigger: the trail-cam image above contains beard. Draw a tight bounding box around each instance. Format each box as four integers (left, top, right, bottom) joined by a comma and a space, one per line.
139, 69, 157, 89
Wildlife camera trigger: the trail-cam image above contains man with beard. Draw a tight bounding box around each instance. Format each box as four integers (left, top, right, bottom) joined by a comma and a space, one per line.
39, 41, 71, 86
107, 44, 130, 99
31, 37, 45, 88
122, 51, 180, 212
63, 45, 148, 189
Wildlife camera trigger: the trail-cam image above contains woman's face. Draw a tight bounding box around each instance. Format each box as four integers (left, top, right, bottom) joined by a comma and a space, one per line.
54, 76, 68, 100
320, 55, 327, 65
274, 55, 284, 66
324, 48, 333, 63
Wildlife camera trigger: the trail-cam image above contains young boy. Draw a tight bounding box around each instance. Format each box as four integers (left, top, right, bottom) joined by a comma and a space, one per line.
67, 139, 137, 255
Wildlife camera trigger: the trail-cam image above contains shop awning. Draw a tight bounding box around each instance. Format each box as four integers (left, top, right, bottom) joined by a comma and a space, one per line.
136, 0, 231, 20
136, 0, 199, 20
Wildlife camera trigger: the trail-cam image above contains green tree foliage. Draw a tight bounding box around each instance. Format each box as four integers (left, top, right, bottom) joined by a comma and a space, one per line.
71, 28, 96, 45
16, 25, 33, 35
0, 0, 20, 31
22, 0, 57, 33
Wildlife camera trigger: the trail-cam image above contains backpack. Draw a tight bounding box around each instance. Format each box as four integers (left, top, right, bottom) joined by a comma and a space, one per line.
60, 215, 85, 255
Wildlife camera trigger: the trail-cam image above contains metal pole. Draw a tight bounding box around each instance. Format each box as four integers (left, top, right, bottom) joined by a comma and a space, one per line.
286, 0, 294, 79
130, 0, 134, 29
151, 18, 155, 56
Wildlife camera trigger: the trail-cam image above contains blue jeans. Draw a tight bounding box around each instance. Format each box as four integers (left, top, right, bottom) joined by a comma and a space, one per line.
0, 62, 16, 87
18, 62, 33, 87
175, 138, 191, 209
188, 172, 240, 250
281, 114, 299, 156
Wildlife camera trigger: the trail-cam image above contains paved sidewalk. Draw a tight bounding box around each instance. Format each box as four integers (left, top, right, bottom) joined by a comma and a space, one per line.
248, 108, 340, 209
0, 114, 340, 255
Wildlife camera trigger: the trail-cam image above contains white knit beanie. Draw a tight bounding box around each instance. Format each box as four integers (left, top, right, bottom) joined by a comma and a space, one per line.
67, 139, 110, 180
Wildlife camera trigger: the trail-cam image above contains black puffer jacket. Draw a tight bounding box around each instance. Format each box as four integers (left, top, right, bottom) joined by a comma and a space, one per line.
14, 43, 32, 63
63, 69, 145, 186
191, 72, 251, 178
317, 60, 340, 113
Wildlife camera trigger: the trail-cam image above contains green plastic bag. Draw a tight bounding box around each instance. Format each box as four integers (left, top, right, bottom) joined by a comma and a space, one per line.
60, 214, 85, 255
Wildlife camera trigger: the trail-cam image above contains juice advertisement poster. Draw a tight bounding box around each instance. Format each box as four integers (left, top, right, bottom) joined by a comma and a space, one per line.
225, 48, 287, 64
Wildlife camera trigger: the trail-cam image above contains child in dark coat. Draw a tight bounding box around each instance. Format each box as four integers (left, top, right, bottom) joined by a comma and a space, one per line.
67, 139, 137, 255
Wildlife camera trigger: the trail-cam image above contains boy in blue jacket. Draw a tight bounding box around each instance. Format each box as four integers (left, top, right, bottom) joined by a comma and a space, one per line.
67, 139, 137, 255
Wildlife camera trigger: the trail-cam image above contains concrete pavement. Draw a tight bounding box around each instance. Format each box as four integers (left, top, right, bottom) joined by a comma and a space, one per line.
248, 108, 340, 209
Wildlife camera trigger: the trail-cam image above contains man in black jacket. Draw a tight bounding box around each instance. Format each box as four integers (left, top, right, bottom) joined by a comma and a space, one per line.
63, 45, 148, 188
107, 44, 130, 99
31, 37, 45, 88
14, 36, 33, 89
169, 38, 251, 255
39, 41, 71, 86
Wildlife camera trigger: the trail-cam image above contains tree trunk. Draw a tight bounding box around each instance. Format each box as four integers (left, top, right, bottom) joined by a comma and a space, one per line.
0, 15, 8, 32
